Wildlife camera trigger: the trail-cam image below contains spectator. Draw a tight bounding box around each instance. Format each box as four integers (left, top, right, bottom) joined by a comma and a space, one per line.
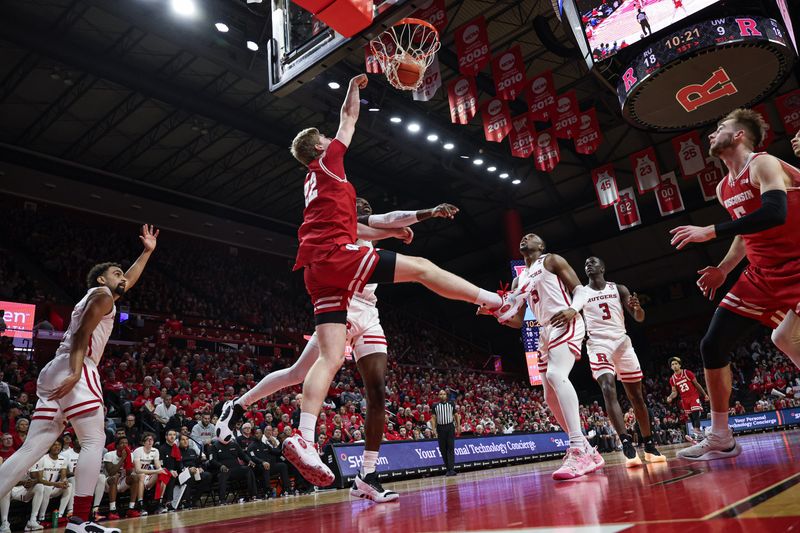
0, 433, 16, 461
208, 438, 257, 503
191, 413, 215, 452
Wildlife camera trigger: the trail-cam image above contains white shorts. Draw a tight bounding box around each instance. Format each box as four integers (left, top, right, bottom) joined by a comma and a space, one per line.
33, 355, 104, 424
143, 473, 158, 488
106, 474, 130, 493
586, 335, 643, 383
347, 298, 388, 360
537, 315, 585, 373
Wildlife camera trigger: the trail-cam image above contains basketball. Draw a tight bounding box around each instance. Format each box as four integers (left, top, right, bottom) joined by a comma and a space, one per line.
395, 58, 424, 88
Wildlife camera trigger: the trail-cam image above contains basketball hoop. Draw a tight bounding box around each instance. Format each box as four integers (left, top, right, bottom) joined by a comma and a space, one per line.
370, 18, 441, 91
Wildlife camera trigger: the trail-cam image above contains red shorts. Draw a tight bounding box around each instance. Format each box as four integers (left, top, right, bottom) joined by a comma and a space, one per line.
720, 259, 800, 328
303, 244, 380, 315
681, 397, 702, 414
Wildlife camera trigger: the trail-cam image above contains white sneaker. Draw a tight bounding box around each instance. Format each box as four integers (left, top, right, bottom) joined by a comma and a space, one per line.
1, 520, 11, 533
66, 518, 121, 533
493, 292, 524, 323
282, 435, 335, 487
215, 400, 243, 444
24, 520, 43, 532
351, 471, 399, 503
552, 448, 594, 480
677, 430, 741, 461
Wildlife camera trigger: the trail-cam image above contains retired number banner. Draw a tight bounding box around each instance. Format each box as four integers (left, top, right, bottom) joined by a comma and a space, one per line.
614, 188, 642, 230
455, 16, 490, 76
672, 130, 705, 178
697, 157, 725, 201
524, 71, 556, 122
655, 172, 685, 216
630, 147, 661, 194
492, 45, 526, 101
481, 98, 512, 142
592, 164, 619, 208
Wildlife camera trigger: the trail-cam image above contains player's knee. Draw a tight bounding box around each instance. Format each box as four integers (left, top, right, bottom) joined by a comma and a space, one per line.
544, 369, 565, 387
405, 255, 435, 279
699, 332, 729, 369
771, 326, 791, 353
285, 365, 307, 385
597, 377, 616, 397
365, 381, 385, 404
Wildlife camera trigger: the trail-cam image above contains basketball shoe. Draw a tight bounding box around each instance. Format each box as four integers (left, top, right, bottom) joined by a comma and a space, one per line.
282, 435, 335, 486
351, 472, 399, 503
587, 444, 605, 472
65, 517, 121, 533
24, 520, 43, 532
493, 292, 525, 323
677, 429, 741, 461
215, 400, 245, 444
621, 436, 642, 467
552, 448, 594, 480
1, 521, 11, 533
644, 440, 666, 463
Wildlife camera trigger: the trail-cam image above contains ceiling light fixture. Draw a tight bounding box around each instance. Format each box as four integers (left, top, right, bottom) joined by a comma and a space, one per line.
512, 179, 521, 184
390, 116, 402, 123
327, 81, 341, 90
443, 142, 455, 150
499, 173, 509, 179
170, 0, 196, 17
487, 166, 496, 172
426, 134, 439, 142
215, 22, 229, 32
407, 123, 421, 133
246, 40, 259, 51
368, 107, 380, 112
472, 158, 484, 165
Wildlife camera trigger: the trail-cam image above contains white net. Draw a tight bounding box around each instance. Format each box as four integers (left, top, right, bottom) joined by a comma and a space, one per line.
370, 18, 441, 91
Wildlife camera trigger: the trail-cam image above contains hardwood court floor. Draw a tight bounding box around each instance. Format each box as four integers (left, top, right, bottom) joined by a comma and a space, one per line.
95, 430, 800, 532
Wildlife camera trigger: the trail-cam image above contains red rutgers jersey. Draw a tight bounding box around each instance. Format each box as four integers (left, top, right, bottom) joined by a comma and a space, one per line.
294, 139, 357, 270
718, 153, 800, 268
670, 370, 700, 404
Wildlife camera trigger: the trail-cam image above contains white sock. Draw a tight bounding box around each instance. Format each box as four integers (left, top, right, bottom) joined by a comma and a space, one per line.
299, 412, 317, 443
109, 502, 116, 511
710, 411, 730, 437
474, 289, 502, 309
361, 450, 379, 475
128, 502, 135, 509
568, 432, 585, 450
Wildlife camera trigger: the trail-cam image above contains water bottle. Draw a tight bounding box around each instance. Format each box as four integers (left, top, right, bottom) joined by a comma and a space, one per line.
51, 510, 59, 527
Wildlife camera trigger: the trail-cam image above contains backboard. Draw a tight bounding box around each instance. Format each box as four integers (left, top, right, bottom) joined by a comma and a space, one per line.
268, 0, 423, 96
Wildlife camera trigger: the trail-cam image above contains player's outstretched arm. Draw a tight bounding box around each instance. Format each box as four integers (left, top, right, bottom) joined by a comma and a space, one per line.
696, 235, 746, 300
335, 74, 368, 147
123, 224, 159, 295
691, 375, 709, 401
547, 254, 588, 328
618, 284, 644, 322
356, 223, 414, 244
358, 203, 459, 229
48, 291, 114, 401
666, 387, 677, 403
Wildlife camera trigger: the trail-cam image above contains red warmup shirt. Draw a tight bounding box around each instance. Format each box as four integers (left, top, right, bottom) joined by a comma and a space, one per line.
293, 139, 357, 270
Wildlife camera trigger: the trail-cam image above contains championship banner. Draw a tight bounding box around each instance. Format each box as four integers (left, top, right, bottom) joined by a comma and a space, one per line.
533, 128, 560, 172
365, 44, 383, 74
492, 45, 526, 101
574, 108, 601, 155
447, 75, 478, 125
552, 90, 580, 139
481, 97, 512, 142
508, 114, 535, 158
655, 172, 685, 216
455, 16, 490, 76
672, 130, 705, 178
524, 70, 556, 122
630, 146, 661, 194
752, 103, 774, 149
591, 164, 619, 208
412, 56, 441, 102
412, 0, 447, 33
614, 187, 641, 230
697, 156, 725, 201
775, 89, 800, 135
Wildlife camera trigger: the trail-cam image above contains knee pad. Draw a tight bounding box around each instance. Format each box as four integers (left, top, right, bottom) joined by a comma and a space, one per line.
700, 333, 730, 369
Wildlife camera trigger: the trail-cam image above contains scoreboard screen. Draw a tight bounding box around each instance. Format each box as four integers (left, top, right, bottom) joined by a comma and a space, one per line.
576, 0, 723, 61
511, 262, 542, 387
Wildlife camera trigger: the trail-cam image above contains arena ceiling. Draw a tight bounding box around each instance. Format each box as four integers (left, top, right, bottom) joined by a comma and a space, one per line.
1, 0, 799, 308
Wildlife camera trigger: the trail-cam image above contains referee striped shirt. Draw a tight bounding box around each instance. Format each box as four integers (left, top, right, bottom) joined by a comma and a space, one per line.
434, 401, 455, 426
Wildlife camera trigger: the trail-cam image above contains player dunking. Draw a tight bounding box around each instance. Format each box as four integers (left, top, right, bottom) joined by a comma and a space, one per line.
217, 198, 459, 502
484, 234, 602, 480
666, 357, 708, 442
582, 256, 665, 467
670, 108, 800, 460
260, 73, 519, 488
0, 225, 158, 533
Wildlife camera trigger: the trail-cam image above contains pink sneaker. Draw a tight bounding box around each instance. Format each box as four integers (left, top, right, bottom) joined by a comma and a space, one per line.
552, 448, 593, 480
587, 445, 605, 472
282, 435, 335, 487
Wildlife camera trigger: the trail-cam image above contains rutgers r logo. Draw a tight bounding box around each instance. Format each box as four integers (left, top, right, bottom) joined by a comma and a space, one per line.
675, 68, 738, 112
596, 353, 609, 363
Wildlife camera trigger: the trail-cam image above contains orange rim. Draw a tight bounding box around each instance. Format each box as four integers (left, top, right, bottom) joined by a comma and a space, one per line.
393, 17, 440, 39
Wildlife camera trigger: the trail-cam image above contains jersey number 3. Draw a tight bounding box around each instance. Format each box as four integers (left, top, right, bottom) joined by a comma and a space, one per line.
304, 172, 318, 207
599, 302, 611, 320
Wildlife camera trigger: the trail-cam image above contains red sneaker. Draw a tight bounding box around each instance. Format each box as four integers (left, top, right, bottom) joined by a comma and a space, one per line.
106, 513, 120, 521
57, 517, 69, 526
126, 509, 142, 518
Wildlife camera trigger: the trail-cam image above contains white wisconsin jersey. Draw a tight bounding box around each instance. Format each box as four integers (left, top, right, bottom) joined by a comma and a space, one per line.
520, 254, 572, 326
35, 454, 67, 483
583, 282, 626, 343
55, 286, 116, 365
132, 447, 159, 470
353, 239, 377, 306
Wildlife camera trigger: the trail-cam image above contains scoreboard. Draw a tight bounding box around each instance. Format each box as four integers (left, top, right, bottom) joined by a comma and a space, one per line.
510, 261, 542, 387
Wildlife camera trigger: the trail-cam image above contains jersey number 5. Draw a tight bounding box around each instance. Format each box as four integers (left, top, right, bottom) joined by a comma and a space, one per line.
599, 302, 611, 320
530, 289, 540, 304
304, 172, 318, 207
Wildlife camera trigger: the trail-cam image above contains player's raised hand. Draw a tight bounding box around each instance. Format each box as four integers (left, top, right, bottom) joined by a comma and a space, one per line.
669, 225, 715, 249
433, 203, 459, 219
628, 292, 642, 311
140, 224, 160, 253
696, 266, 725, 300
350, 74, 368, 89
397, 227, 414, 245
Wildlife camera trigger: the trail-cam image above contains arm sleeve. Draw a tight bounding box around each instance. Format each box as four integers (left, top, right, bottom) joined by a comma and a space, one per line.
714, 189, 787, 238
366, 211, 419, 229
568, 285, 590, 313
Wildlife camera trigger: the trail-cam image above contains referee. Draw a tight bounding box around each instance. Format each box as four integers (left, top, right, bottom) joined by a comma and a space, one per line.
432, 390, 459, 476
